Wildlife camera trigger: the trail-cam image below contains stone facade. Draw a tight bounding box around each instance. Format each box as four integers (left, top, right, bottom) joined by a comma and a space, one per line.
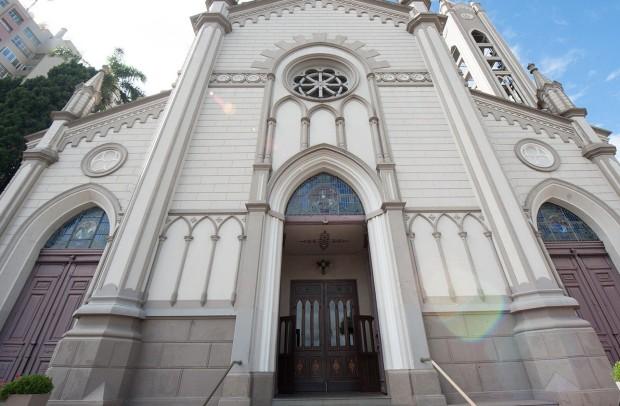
0, 0, 619, 405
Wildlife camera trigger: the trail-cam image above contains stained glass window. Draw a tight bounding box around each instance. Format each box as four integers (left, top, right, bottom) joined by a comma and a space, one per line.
45, 207, 110, 249
285, 173, 364, 216
537, 202, 599, 242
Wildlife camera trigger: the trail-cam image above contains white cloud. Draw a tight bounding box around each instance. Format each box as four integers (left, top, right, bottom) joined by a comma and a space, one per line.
510, 43, 525, 64
609, 134, 620, 158
539, 49, 583, 79
606, 69, 620, 82
568, 87, 588, 103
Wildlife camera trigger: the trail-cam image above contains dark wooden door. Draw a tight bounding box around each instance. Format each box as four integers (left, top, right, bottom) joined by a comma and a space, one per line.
546, 242, 620, 363
278, 280, 380, 394
0, 250, 100, 384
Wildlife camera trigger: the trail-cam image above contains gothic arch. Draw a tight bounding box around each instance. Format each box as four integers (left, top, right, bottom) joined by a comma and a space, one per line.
251, 33, 389, 72
525, 178, 620, 269
0, 183, 121, 328
268, 144, 385, 216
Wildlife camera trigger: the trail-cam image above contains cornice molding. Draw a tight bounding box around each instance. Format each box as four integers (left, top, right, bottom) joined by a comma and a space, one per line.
190, 12, 233, 34
252, 33, 390, 71
472, 91, 579, 144
58, 97, 169, 151
406, 12, 448, 34
229, 0, 410, 27
209, 72, 269, 87
374, 71, 432, 86
560, 107, 588, 119
581, 142, 617, 160
50, 111, 79, 122
22, 148, 59, 166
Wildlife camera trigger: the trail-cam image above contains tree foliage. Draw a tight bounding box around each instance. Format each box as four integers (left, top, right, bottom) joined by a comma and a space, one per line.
0, 48, 146, 192
0, 61, 97, 191
98, 48, 146, 111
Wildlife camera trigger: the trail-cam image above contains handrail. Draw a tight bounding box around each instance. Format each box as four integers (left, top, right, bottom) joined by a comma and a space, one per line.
421, 358, 477, 406
203, 360, 243, 406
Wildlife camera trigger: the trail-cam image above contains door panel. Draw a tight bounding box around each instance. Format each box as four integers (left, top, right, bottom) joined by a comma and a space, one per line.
547, 242, 620, 363
279, 280, 380, 394
0, 250, 100, 384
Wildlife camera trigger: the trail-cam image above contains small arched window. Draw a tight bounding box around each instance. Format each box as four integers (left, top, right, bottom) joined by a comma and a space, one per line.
286, 173, 364, 216
472, 30, 490, 44
537, 202, 599, 242
45, 207, 110, 249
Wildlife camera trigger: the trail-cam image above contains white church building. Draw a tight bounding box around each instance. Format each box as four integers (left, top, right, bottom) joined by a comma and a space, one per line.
0, 0, 619, 405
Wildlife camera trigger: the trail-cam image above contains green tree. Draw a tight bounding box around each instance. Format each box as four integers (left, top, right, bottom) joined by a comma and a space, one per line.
98, 48, 146, 111
0, 48, 146, 192
0, 61, 97, 191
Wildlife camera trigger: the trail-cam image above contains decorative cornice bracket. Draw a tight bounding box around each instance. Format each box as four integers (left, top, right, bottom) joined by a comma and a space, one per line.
50, 111, 79, 122
22, 147, 59, 166
406, 13, 448, 34
191, 12, 233, 34
582, 142, 617, 160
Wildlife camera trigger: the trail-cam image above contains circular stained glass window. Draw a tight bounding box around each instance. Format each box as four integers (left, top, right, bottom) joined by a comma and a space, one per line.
82, 143, 128, 178
292, 67, 350, 100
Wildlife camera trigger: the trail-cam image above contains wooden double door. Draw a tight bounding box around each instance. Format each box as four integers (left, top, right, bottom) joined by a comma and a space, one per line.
547, 241, 620, 363
278, 280, 380, 394
0, 250, 100, 383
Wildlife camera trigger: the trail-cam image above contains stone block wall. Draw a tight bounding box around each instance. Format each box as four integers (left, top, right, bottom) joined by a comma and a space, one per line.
425, 313, 533, 403
515, 326, 618, 405
128, 317, 235, 406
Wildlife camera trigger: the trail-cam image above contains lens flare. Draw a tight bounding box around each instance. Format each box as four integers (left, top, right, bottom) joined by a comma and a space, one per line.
436, 296, 510, 342
209, 92, 236, 115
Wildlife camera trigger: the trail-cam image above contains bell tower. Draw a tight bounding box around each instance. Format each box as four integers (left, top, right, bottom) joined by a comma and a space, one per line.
440, 0, 537, 107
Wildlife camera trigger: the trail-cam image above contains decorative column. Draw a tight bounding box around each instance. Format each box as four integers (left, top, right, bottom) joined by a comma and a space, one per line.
408, 12, 617, 404
375, 205, 446, 406
529, 63, 620, 197
46, 2, 234, 404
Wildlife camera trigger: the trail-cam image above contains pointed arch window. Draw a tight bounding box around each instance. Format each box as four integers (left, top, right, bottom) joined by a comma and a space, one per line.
537, 202, 599, 242
286, 173, 364, 216
45, 207, 110, 249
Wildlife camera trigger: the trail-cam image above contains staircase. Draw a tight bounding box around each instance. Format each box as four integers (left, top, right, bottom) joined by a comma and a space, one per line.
450, 402, 557, 406
272, 394, 391, 406
273, 398, 556, 406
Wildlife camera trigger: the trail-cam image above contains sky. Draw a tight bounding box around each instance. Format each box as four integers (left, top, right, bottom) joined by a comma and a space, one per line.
28, 0, 620, 148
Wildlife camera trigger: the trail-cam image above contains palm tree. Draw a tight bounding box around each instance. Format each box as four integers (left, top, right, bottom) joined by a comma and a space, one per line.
98, 48, 147, 111
51, 47, 146, 111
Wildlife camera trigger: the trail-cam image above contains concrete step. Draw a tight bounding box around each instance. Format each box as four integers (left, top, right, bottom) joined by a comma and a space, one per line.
450, 401, 558, 406
272, 394, 391, 406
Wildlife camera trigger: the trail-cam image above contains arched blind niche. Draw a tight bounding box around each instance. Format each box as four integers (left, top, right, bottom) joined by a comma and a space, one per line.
537, 202, 599, 242
285, 173, 364, 216
45, 207, 110, 249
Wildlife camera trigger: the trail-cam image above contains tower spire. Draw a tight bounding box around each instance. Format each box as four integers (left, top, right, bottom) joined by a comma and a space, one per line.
527, 63, 585, 117
55, 66, 108, 119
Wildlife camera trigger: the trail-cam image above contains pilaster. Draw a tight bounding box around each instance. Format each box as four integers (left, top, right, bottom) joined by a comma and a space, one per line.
409, 14, 617, 404
48, 3, 233, 404
380, 203, 446, 406
0, 119, 67, 238
218, 203, 270, 406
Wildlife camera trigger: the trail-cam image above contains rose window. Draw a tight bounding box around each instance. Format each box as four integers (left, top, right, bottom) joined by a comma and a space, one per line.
292, 68, 350, 99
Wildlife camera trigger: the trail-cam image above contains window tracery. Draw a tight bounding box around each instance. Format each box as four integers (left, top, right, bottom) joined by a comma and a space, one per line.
45, 207, 110, 249
286, 173, 364, 216
292, 67, 350, 100
537, 203, 599, 242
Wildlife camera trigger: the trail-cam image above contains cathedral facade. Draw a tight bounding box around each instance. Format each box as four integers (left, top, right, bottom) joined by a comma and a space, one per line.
0, 0, 619, 405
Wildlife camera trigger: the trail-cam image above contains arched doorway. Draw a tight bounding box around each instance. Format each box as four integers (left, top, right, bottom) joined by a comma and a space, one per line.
538, 202, 620, 362
0, 207, 108, 383
277, 173, 383, 394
